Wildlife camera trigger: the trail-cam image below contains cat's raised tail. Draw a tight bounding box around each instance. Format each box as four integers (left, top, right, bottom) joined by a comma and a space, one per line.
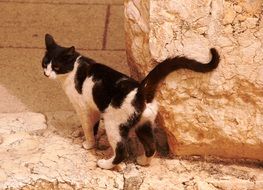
138, 48, 220, 103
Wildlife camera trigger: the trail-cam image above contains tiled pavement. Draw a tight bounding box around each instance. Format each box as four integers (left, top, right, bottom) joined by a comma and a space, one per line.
0, 0, 128, 113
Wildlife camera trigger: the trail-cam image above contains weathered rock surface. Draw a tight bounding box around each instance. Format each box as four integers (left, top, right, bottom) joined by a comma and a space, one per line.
1, 112, 263, 189
124, 0, 263, 160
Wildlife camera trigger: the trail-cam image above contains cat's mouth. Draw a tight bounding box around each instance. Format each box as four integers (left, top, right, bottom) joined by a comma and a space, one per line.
43, 69, 57, 79
43, 72, 49, 77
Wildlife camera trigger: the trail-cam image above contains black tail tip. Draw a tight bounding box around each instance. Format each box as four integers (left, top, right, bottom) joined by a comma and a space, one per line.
209, 48, 220, 68
210, 48, 220, 59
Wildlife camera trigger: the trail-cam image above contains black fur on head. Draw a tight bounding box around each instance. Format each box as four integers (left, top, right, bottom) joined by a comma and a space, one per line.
42, 34, 79, 75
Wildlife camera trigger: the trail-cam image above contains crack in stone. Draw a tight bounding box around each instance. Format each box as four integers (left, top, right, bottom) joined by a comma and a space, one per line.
207, 182, 224, 190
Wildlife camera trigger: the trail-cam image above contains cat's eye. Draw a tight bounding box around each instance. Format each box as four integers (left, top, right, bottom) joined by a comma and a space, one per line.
42, 58, 49, 67
53, 66, 60, 71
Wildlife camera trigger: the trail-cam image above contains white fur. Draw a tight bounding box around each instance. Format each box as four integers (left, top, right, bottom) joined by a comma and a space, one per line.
103, 89, 137, 136
97, 157, 115, 170
103, 89, 138, 147
61, 58, 100, 149
97, 89, 158, 169
96, 89, 138, 169
44, 62, 57, 79
43, 57, 99, 149
140, 100, 158, 125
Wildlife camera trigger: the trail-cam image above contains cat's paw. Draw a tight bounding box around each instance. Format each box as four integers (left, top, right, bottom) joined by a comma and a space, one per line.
82, 140, 95, 150
136, 155, 152, 166
97, 159, 115, 170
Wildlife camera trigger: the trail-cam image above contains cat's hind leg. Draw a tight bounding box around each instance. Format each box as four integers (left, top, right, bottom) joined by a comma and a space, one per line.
135, 121, 156, 166
93, 120, 100, 136
97, 123, 126, 170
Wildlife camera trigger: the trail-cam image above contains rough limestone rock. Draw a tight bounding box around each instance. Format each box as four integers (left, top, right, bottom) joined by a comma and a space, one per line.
124, 0, 263, 160
1, 112, 263, 189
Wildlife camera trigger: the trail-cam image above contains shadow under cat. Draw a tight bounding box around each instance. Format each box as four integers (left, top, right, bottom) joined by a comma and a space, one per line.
45, 111, 170, 165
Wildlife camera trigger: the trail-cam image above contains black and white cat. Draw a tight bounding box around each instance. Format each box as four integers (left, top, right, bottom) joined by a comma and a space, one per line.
42, 34, 220, 170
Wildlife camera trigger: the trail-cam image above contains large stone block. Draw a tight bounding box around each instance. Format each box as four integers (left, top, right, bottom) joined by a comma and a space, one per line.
124, 0, 263, 160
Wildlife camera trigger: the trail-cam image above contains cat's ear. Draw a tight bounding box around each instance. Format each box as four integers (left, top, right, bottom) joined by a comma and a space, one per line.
45, 34, 56, 49
66, 46, 75, 56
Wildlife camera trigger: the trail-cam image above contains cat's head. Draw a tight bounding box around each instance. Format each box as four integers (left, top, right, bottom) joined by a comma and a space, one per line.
42, 34, 79, 79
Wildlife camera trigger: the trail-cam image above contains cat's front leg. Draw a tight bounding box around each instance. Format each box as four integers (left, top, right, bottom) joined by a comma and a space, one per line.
76, 107, 100, 150
83, 112, 100, 149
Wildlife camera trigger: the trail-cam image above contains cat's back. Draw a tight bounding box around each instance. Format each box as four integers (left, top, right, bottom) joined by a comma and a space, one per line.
76, 57, 139, 111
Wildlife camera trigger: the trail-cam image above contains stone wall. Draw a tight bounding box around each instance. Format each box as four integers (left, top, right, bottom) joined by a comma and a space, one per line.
124, 0, 263, 160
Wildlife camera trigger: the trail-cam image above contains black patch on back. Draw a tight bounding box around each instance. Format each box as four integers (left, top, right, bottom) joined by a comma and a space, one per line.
89, 63, 138, 110
75, 62, 89, 94
111, 79, 139, 108
75, 56, 140, 111
92, 80, 112, 111
74, 56, 96, 94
